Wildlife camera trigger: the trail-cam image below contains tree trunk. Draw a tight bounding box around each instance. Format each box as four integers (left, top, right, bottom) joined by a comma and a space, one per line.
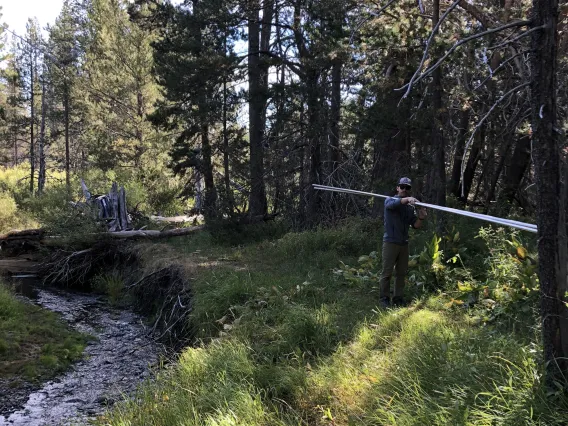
484, 136, 513, 212
64, 86, 70, 191
30, 55, 35, 195
497, 135, 531, 214
460, 122, 486, 202
298, 106, 307, 223
431, 0, 446, 232
38, 79, 47, 195
472, 144, 493, 208
306, 71, 322, 226
329, 60, 342, 183
530, 0, 568, 385
201, 125, 218, 219
222, 28, 233, 213
450, 108, 470, 198
248, 0, 268, 217
135, 88, 145, 166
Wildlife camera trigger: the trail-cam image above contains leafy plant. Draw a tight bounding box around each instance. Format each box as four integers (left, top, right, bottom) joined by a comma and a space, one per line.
333, 250, 380, 286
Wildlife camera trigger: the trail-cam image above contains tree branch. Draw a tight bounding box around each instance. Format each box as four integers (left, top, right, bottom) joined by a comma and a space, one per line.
397, 0, 462, 103
457, 0, 496, 28
473, 49, 530, 91
398, 20, 531, 98
487, 25, 546, 50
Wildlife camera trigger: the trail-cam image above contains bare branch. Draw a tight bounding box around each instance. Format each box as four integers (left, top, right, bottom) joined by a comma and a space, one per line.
460, 81, 531, 196
473, 49, 530, 91
487, 25, 546, 50
398, 0, 463, 103
457, 0, 496, 28
398, 19, 531, 97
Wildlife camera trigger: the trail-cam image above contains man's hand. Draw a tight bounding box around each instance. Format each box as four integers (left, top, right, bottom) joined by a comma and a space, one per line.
417, 207, 427, 220
402, 197, 419, 205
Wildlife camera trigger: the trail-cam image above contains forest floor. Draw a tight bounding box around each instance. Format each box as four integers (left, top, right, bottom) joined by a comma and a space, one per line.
94, 218, 568, 426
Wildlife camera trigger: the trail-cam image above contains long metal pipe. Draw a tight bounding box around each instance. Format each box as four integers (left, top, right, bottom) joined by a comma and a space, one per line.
313, 184, 537, 233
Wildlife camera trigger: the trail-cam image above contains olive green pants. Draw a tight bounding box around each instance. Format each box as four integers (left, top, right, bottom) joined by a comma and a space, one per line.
379, 242, 409, 299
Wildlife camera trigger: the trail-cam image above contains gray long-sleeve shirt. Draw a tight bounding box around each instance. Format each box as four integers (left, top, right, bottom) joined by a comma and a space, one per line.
383, 196, 417, 245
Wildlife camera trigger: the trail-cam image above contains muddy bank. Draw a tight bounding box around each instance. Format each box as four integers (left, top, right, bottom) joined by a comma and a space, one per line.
0, 286, 163, 426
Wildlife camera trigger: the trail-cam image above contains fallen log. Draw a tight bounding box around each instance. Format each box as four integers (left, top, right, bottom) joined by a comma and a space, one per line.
0, 226, 205, 243
0, 258, 40, 275
108, 225, 205, 239
0, 229, 45, 256
149, 215, 201, 224
0, 229, 45, 241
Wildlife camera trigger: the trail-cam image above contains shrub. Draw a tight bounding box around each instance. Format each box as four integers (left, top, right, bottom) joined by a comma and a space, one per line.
0, 191, 18, 233
22, 185, 101, 242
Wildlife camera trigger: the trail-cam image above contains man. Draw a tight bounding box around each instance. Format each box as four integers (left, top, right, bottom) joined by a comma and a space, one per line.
379, 177, 427, 308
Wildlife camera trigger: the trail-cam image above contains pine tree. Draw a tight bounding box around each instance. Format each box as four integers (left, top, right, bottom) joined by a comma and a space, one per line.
81, 0, 159, 170
146, 0, 241, 219
48, 0, 82, 190
0, 47, 28, 166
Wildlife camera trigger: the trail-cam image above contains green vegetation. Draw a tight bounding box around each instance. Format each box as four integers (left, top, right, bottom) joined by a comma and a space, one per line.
0, 282, 90, 383
96, 220, 568, 425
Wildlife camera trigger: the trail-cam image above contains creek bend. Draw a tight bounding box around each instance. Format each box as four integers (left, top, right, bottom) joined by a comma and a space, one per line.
0, 282, 163, 426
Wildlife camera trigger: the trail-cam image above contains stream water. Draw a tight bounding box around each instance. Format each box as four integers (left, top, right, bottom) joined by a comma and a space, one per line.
0, 281, 162, 426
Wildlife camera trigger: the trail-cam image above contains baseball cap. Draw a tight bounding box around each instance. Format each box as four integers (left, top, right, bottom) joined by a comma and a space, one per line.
398, 177, 412, 186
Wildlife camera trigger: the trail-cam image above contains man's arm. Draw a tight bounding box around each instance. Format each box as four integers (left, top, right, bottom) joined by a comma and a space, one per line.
412, 207, 427, 229
386, 196, 419, 210
385, 197, 402, 210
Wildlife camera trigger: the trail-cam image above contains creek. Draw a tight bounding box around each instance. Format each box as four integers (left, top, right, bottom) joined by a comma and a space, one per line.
0, 279, 162, 426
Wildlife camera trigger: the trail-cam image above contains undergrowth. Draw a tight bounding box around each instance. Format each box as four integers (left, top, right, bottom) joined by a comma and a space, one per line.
96, 219, 568, 425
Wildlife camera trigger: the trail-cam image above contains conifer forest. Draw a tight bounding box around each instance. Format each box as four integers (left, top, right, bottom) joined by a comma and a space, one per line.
0, 0, 568, 424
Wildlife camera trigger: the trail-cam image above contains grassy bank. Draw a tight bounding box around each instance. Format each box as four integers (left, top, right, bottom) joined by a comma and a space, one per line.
97, 219, 568, 425
0, 283, 89, 385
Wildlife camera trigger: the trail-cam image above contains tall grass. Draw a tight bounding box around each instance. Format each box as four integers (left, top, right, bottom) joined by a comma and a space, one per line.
97, 219, 567, 426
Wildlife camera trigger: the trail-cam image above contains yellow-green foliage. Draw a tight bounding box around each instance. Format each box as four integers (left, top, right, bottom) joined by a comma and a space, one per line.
0, 165, 189, 235
0, 165, 31, 201
0, 191, 18, 233
79, 168, 189, 216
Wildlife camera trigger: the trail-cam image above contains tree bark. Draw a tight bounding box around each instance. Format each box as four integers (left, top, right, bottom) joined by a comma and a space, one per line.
450, 108, 470, 199
329, 60, 342, 184
484, 136, 513, 212
431, 0, 446, 232
460, 122, 486, 202
30, 54, 35, 195
201, 125, 218, 219
248, 0, 268, 217
306, 70, 322, 225
530, 0, 568, 385
109, 225, 205, 239
497, 135, 531, 214
64, 85, 70, 191
222, 26, 233, 213
38, 78, 47, 195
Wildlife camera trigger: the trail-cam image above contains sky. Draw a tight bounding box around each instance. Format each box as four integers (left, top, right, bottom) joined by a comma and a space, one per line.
1, 0, 64, 38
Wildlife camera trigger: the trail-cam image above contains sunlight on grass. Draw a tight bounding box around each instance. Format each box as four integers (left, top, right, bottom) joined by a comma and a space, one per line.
96, 221, 568, 426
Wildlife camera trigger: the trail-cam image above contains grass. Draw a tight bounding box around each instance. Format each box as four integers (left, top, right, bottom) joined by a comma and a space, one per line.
96, 219, 568, 425
0, 282, 90, 383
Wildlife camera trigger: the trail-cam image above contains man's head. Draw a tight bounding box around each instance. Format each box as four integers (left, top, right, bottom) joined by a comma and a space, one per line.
396, 177, 412, 197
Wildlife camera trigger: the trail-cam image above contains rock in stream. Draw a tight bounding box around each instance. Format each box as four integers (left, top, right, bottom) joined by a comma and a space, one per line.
0, 287, 162, 426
